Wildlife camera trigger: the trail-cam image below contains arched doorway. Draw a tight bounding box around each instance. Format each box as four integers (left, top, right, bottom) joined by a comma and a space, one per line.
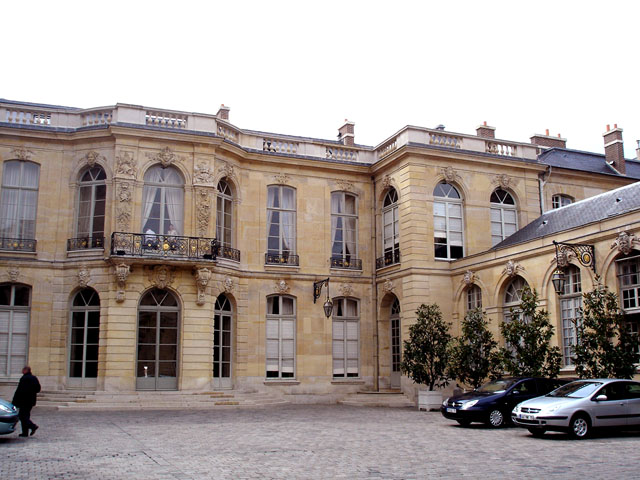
390, 298, 401, 389
137, 288, 179, 391
213, 294, 232, 389
68, 288, 100, 389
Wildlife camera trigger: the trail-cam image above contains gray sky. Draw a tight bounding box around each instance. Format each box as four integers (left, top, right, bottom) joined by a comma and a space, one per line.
3, 0, 639, 158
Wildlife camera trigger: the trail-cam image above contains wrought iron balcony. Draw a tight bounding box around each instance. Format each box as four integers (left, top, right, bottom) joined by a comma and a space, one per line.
219, 245, 241, 262
376, 249, 401, 269
110, 232, 220, 261
67, 236, 105, 251
0, 237, 36, 252
331, 256, 362, 270
265, 252, 299, 266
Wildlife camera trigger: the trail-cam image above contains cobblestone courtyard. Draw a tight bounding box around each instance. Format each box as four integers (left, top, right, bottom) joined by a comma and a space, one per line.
1, 404, 638, 479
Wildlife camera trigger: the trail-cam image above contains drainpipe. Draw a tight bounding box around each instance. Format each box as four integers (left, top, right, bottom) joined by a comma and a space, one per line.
538, 166, 552, 214
371, 176, 379, 392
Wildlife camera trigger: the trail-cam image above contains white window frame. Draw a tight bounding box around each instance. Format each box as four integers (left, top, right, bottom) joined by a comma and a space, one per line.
69, 288, 101, 379
266, 185, 297, 257
0, 284, 31, 378
75, 166, 106, 241
490, 189, 517, 246
559, 266, 582, 367
332, 297, 360, 378
503, 276, 528, 324
141, 165, 184, 235
466, 284, 483, 311
382, 188, 399, 258
216, 179, 234, 247
617, 255, 640, 314
552, 194, 573, 209
0, 160, 40, 240
433, 182, 464, 260
266, 295, 296, 379
331, 191, 359, 264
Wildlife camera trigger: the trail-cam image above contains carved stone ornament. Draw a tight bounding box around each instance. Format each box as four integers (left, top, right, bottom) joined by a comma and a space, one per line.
149, 265, 175, 290
338, 282, 354, 297
382, 174, 392, 190
194, 268, 212, 306
7, 266, 20, 283
440, 166, 459, 183
115, 263, 131, 303
274, 279, 290, 294
336, 179, 355, 192
194, 162, 214, 185
273, 173, 291, 185
77, 265, 91, 288
503, 259, 524, 277
195, 188, 211, 237
116, 208, 131, 231
83, 150, 104, 168
462, 270, 477, 285
611, 231, 640, 256
223, 276, 235, 293
382, 278, 394, 293
12, 147, 33, 160
118, 182, 132, 203
146, 146, 181, 168
115, 151, 137, 178
553, 247, 575, 269
218, 160, 236, 181
491, 173, 517, 190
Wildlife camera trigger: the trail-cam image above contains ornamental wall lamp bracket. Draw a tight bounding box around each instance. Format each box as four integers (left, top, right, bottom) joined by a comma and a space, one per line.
313, 277, 333, 318
552, 240, 596, 296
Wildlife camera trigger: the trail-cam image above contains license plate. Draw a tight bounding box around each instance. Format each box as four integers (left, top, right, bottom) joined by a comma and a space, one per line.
446, 408, 456, 413
518, 414, 533, 420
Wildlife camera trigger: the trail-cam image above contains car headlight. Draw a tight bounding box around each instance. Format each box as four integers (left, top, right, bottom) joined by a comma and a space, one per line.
461, 400, 478, 410
513, 405, 521, 413
442, 397, 449, 407
0, 404, 14, 414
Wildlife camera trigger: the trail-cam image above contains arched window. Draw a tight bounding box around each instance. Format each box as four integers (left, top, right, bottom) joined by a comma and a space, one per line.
0, 283, 31, 377
552, 194, 573, 209
266, 185, 297, 264
216, 179, 233, 248
331, 191, 358, 268
559, 266, 582, 366
266, 295, 296, 378
382, 188, 400, 266
69, 288, 100, 381
142, 166, 184, 236
503, 276, 529, 323
75, 166, 106, 249
390, 298, 401, 388
467, 284, 483, 311
0, 161, 40, 250
213, 294, 232, 388
617, 254, 640, 360
332, 297, 360, 378
433, 182, 463, 259
490, 189, 517, 246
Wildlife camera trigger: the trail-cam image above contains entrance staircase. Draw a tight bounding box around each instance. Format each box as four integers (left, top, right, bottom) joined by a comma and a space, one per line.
338, 389, 415, 408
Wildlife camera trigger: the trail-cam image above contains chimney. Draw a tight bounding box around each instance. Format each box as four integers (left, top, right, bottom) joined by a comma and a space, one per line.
636, 140, 640, 161
530, 129, 567, 149
217, 104, 230, 121
338, 120, 355, 146
476, 121, 496, 139
603, 124, 625, 174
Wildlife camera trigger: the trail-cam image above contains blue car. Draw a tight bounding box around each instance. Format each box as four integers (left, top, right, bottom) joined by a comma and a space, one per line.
0, 398, 19, 435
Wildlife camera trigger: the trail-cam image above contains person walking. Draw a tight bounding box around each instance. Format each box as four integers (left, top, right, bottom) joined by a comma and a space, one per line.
12, 366, 41, 437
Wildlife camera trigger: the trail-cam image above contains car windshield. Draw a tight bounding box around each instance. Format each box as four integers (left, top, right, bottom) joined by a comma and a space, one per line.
547, 381, 603, 398
475, 379, 518, 394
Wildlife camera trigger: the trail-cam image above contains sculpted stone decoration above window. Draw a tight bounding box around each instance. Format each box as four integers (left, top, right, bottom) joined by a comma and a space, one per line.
382, 174, 393, 190
115, 151, 137, 179
194, 161, 214, 185
222, 276, 235, 293
115, 263, 130, 303
491, 173, 517, 190
194, 267, 212, 306
462, 270, 477, 285
273, 173, 291, 185
383, 278, 394, 293
77, 265, 91, 288
146, 146, 182, 169
148, 265, 175, 290
82, 150, 105, 169
7, 265, 20, 283
274, 279, 290, 294
335, 179, 355, 193
611, 231, 640, 255
503, 259, 524, 277
338, 282, 354, 297
11, 147, 33, 161
440, 166, 460, 184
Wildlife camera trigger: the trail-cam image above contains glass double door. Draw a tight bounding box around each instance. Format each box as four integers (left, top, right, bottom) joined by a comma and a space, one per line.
213, 295, 232, 389
137, 309, 178, 391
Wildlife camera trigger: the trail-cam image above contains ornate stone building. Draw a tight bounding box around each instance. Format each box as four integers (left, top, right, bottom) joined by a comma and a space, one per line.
0, 99, 638, 399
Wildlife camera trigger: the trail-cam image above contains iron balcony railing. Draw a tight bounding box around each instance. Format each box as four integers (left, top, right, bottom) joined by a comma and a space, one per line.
219, 244, 241, 262
376, 249, 401, 269
0, 237, 36, 252
67, 236, 105, 251
331, 256, 362, 270
265, 252, 299, 266
111, 232, 221, 261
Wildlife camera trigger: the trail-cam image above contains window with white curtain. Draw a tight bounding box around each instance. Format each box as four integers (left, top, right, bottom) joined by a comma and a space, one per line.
0, 161, 40, 240
490, 189, 517, 246
331, 192, 358, 264
216, 179, 233, 247
382, 188, 399, 262
266, 295, 296, 378
76, 167, 106, 243
433, 182, 463, 259
0, 284, 31, 377
266, 185, 296, 258
141, 166, 184, 235
332, 297, 359, 378
559, 266, 582, 367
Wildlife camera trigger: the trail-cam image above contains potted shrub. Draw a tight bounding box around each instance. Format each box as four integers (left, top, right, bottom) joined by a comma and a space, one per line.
400, 303, 451, 410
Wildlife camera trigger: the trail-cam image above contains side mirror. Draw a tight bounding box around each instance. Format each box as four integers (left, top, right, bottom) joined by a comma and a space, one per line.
594, 394, 608, 402
512, 390, 520, 395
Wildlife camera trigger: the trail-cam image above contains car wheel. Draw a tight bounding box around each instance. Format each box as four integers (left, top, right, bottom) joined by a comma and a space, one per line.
456, 419, 470, 427
527, 428, 546, 438
569, 414, 590, 439
488, 409, 505, 428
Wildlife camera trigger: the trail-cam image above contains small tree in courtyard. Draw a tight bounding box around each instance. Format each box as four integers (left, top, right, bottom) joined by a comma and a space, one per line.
448, 307, 500, 389
401, 303, 452, 391
497, 286, 561, 378
573, 279, 638, 379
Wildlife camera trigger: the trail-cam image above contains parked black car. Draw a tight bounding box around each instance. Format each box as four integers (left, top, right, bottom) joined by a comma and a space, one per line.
441, 377, 569, 427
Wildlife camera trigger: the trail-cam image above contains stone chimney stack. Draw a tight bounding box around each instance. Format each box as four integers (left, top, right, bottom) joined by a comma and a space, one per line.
338, 120, 355, 146
636, 140, 640, 161
476, 121, 496, 139
530, 129, 567, 149
603, 124, 625, 175
217, 104, 230, 121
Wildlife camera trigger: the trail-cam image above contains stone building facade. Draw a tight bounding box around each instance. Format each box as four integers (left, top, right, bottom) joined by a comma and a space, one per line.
0, 99, 638, 400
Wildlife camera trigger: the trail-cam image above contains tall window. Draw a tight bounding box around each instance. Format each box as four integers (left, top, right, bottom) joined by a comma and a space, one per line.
266, 185, 296, 263
0, 161, 40, 241
490, 189, 517, 246
390, 298, 401, 382
618, 255, 640, 313
216, 179, 233, 247
214, 294, 232, 384
382, 188, 400, 264
332, 297, 359, 378
76, 167, 106, 247
141, 166, 184, 235
552, 194, 573, 209
266, 295, 295, 378
503, 276, 528, 323
331, 192, 358, 267
559, 266, 582, 366
467, 284, 482, 311
0, 284, 31, 377
433, 182, 463, 259
69, 288, 100, 378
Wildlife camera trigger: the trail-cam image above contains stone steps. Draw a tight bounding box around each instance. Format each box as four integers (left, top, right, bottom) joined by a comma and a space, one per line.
338, 391, 415, 408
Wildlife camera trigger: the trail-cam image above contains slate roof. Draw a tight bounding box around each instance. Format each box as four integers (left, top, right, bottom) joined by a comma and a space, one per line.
493, 180, 640, 250
538, 148, 640, 180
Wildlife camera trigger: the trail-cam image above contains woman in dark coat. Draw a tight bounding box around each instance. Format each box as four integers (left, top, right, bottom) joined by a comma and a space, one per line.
12, 366, 41, 437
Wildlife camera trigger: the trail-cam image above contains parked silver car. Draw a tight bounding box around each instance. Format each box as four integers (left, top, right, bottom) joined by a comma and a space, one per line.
0, 398, 19, 435
512, 379, 640, 438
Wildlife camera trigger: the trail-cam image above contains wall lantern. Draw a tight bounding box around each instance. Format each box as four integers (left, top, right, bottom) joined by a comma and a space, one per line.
551, 269, 566, 296
313, 277, 333, 318
552, 240, 597, 296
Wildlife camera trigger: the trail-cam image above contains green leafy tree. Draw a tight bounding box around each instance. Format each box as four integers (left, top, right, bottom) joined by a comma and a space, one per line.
573, 279, 638, 379
497, 286, 561, 377
448, 307, 500, 389
400, 303, 451, 390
